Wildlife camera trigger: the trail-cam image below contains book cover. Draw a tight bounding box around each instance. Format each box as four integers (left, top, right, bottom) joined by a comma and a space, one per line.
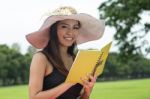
65, 42, 112, 84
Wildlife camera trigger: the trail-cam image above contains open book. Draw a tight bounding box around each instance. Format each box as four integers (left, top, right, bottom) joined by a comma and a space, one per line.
65, 42, 112, 84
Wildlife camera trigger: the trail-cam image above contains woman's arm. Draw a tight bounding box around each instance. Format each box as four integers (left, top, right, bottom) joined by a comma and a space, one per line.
30, 82, 75, 99
80, 74, 97, 99
29, 53, 75, 99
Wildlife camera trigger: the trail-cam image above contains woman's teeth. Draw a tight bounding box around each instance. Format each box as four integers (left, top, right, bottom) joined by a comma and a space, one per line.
64, 37, 73, 41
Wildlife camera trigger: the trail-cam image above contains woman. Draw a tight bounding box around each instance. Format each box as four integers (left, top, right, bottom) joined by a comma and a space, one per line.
26, 6, 105, 99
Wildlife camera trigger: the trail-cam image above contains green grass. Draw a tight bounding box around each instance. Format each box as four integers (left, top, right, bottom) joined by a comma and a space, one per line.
0, 85, 28, 99
91, 78, 150, 99
0, 79, 150, 99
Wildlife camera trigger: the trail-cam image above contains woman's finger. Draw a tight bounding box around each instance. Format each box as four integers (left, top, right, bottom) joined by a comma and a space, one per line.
94, 74, 97, 79
88, 74, 97, 83
80, 77, 89, 85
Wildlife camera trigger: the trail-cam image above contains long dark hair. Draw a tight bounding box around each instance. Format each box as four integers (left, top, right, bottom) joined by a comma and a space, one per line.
41, 21, 77, 76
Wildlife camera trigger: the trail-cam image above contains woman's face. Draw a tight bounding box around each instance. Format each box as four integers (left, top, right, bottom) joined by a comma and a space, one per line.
57, 19, 80, 47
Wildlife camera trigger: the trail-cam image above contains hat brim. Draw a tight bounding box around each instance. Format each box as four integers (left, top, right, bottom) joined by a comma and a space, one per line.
26, 13, 105, 49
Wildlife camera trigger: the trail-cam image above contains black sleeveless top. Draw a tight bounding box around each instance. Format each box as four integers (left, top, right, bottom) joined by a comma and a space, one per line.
43, 67, 83, 99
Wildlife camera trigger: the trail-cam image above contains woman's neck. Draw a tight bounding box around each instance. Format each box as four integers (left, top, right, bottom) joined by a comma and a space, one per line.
59, 46, 69, 58
59, 45, 73, 71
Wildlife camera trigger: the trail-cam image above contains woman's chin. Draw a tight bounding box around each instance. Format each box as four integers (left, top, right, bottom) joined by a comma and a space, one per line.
61, 42, 74, 47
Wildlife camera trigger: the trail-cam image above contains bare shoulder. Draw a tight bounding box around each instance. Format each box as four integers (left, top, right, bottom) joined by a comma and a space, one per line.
32, 52, 47, 61
30, 52, 48, 70
30, 52, 53, 76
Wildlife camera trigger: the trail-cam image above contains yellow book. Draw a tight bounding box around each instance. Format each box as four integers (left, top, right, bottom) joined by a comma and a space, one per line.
65, 42, 112, 84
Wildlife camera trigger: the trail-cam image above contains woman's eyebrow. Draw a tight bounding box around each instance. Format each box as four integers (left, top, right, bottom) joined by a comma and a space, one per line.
59, 22, 79, 26
59, 23, 69, 26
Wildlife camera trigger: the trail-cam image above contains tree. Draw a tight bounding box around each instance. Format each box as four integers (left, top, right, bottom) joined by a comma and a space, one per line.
0, 44, 31, 86
27, 46, 36, 55
11, 43, 21, 52
0, 45, 9, 85
98, 0, 150, 62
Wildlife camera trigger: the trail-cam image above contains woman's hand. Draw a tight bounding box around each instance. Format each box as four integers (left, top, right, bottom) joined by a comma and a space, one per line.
81, 74, 97, 97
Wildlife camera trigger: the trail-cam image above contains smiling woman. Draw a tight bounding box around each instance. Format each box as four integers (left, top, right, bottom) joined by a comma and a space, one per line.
26, 6, 105, 99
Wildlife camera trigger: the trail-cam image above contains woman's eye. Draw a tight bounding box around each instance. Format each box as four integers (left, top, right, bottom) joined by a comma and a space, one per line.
74, 26, 80, 29
61, 25, 67, 28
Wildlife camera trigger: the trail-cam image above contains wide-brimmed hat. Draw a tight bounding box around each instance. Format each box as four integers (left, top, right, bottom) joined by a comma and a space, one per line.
26, 6, 105, 49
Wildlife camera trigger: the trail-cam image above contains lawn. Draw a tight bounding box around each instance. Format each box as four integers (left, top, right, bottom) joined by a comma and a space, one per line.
0, 78, 150, 99
91, 78, 150, 99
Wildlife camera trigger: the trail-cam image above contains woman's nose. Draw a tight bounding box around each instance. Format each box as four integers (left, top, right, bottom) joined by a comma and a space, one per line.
67, 28, 74, 35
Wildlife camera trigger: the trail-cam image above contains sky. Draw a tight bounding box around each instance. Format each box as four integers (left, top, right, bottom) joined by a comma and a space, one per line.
0, 0, 149, 58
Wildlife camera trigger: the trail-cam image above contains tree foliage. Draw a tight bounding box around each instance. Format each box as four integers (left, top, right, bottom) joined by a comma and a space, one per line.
27, 45, 36, 55
11, 43, 21, 52
99, 53, 150, 81
0, 44, 32, 86
98, 0, 150, 62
